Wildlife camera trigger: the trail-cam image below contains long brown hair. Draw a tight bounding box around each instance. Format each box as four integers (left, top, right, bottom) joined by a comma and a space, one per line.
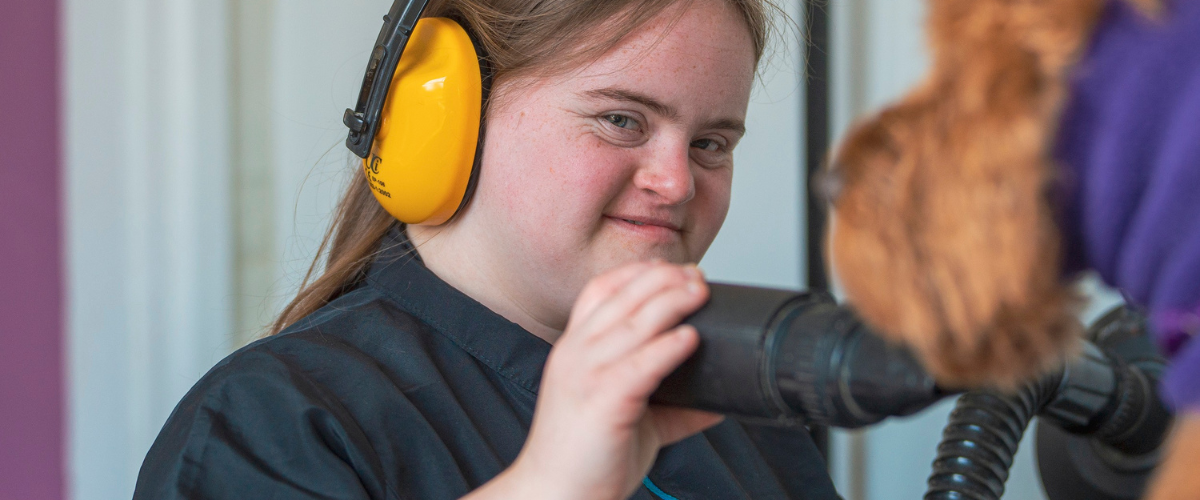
271, 0, 777, 335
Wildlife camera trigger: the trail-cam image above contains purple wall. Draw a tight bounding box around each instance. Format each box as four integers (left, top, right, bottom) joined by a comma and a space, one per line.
0, 1, 64, 499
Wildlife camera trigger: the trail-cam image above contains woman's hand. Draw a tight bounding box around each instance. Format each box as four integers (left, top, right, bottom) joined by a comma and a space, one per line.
465, 261, 723, 500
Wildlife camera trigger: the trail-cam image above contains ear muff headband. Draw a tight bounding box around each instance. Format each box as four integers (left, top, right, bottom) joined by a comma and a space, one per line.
344, 0, 484, 225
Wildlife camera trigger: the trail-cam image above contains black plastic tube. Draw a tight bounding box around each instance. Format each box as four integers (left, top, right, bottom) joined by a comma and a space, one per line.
924, 306, 1170, 500
924, 377, 1061, 500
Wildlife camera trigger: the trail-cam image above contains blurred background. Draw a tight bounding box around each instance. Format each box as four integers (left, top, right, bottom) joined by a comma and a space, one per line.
1, 1, 1125, 499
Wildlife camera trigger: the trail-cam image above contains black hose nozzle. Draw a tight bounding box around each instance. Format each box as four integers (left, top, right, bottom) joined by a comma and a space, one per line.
648, 284, 1171, 500
650, 283, 948, 428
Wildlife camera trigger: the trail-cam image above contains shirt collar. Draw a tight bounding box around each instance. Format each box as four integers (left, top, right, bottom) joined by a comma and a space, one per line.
365, 227, 552, 395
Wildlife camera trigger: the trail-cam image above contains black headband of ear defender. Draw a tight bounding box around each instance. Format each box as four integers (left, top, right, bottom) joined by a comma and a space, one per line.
343, 0, 432, 159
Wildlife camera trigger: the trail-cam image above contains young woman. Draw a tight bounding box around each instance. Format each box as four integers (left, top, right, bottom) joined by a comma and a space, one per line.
134, 0, 838, 498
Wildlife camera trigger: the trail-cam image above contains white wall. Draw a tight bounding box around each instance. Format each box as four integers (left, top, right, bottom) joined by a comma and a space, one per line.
64, 1, 233, 498
266, 0, 386, 312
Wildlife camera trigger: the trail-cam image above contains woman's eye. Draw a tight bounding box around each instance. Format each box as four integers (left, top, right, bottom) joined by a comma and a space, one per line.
602, 114, 638, 130
689, 137, 731, 169
691, 138, 722, 152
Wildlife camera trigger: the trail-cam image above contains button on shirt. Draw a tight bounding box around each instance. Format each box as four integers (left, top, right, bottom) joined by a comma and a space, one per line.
134, 230, 840, 499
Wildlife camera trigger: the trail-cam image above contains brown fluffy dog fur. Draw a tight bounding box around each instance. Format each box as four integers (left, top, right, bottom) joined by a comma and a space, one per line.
825, 1, 1200, 498
827, 0, 1156, 389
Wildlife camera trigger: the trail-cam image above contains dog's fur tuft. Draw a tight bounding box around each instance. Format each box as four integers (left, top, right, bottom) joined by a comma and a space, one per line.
825, 0, 1122, 389
825, 0, 1200, 497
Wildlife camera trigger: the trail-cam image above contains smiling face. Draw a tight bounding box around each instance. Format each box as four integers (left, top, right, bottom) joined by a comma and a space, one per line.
409, 0, 756, 340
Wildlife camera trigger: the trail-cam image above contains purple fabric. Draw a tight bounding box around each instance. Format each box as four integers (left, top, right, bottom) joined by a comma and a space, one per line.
0, 1, 64, 499
1056, 0, 1200, 412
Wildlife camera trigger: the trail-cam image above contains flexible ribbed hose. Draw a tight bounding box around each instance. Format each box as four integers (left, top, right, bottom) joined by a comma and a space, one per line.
924, 373, 1062, 500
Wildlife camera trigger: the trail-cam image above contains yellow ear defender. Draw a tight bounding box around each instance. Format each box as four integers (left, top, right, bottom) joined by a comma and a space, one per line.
343, 0, 486, 225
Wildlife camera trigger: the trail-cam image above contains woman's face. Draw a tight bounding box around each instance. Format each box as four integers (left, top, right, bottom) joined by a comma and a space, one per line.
414, 0, 756, 335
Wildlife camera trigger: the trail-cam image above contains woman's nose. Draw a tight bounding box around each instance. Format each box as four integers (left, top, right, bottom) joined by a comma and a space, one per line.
633, 141, 695, 205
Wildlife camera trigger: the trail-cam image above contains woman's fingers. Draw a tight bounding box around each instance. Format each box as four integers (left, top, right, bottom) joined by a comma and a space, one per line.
608, 324, 702, 400
568, 261, 658, 329
572, 264, 703, 345
624, 277, 708, 340
584, 279, 709, 363
556, 262, 709, 399
520, 270, 718, 500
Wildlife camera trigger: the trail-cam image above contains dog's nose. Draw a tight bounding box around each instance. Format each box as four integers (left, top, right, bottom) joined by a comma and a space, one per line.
814, 163, 845, 205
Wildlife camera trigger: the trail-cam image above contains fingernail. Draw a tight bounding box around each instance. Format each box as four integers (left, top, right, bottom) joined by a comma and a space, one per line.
683, 265, 700, 279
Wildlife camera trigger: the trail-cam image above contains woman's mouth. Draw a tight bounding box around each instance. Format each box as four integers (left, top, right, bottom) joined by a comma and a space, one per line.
604, 215, 682, 242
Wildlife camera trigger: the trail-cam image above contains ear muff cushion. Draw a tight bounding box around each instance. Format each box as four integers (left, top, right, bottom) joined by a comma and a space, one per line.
366, 17, 483, 225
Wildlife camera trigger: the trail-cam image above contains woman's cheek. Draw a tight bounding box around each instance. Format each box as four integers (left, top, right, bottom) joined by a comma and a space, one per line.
691, 168, 733, 253
699, 167, 733, 216
489, 131, 569, 218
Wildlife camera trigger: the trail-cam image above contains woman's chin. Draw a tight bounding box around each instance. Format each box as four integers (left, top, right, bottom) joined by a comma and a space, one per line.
593, 240, 693, 269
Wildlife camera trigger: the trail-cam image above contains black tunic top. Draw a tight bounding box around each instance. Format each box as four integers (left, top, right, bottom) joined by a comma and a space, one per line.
134, 231, 840, 499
